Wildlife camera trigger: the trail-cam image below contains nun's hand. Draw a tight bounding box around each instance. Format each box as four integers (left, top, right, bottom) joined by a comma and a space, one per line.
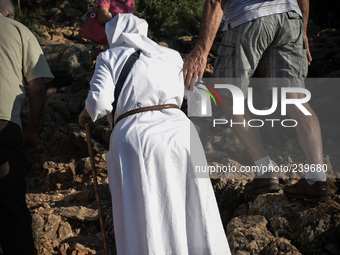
79, 109, 92, 127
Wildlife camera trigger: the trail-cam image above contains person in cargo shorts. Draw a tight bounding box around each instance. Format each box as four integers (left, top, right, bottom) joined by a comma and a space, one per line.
183, 0, 328, 202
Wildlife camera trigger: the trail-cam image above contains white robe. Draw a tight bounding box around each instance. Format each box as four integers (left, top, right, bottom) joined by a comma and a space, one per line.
85, 14, 230, 255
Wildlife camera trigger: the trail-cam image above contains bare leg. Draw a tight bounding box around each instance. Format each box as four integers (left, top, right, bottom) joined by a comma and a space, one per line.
220, 95, 267, 162
221, 94, 280, 194
284, 94, 328, 201
286, 93, 325, 181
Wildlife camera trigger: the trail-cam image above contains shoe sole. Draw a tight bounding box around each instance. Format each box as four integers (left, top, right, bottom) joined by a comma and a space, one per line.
245, 183, 280, 195
284, 192, 329, 202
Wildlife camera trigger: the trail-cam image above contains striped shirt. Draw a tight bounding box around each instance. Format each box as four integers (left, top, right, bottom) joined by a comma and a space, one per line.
222, 0, 302, 30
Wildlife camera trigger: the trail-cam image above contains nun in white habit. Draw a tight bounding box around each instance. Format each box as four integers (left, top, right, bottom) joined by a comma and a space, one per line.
79, 13, 230, 255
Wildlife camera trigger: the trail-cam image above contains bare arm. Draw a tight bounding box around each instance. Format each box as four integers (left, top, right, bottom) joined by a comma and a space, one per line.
97, 6, 112, 24
297, 0, 312, 64
183, 0, 224, 88
23, 78, 46, 151
183, 0, 224, 89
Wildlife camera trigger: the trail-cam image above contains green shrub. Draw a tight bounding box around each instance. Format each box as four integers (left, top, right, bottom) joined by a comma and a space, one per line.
135, 0, 205, 39
15, 7, 46, 38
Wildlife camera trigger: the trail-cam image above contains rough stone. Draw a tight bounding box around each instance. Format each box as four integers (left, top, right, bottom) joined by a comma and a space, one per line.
260, 238, 302, 255
227, 215, 275, 254
44, 214, 62, 240
42, 44, 92, 87
59, 221, 74, 241
56, 206, 98, 221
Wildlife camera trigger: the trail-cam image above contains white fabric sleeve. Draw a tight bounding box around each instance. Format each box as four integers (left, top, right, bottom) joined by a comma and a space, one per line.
85, 53, 115, 123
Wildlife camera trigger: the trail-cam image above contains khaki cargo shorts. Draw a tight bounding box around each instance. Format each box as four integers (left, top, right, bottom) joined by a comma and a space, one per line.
214, 11, 308, 97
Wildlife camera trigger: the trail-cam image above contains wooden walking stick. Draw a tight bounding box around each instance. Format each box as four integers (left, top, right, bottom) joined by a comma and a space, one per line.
85, 123, 110, 255
17, 0, 21, 16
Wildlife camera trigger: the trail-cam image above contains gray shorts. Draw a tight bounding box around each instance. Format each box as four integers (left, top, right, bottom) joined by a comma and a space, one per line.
214, 11, 308, 97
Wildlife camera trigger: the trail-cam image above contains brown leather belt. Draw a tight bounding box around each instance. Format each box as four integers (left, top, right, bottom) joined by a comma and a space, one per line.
115, 104, 179, 125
